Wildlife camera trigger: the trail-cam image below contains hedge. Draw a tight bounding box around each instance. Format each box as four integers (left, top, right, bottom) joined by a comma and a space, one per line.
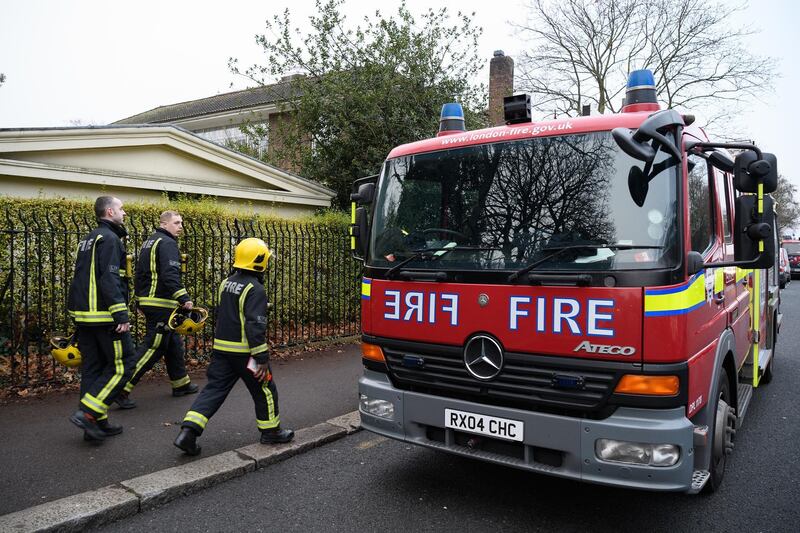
0, 195, 361, 389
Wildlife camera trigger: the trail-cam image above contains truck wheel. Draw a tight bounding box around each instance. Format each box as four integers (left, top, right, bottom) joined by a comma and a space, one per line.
762, 324, 777, 384
762, 356, 774, 383
705, 371, 735, 493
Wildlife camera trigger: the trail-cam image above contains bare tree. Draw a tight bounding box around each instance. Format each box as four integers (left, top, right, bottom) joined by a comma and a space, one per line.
0, 73, 6, 88
513, 0, 640, 116
513, 0, 776, 130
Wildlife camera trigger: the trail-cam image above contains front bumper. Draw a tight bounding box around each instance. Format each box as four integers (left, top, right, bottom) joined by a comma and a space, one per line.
359, 370, 695, 492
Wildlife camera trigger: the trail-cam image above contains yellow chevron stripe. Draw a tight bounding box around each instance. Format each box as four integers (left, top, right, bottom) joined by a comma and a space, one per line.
644, 271, 707, 317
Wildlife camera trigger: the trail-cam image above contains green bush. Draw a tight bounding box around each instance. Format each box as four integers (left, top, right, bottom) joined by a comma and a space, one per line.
0, 196, 361, 389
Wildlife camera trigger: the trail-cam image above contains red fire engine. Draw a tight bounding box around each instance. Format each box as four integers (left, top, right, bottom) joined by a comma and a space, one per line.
350, 70, 781, 493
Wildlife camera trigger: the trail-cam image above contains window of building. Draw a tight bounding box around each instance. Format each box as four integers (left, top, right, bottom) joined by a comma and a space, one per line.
196, 124, 268, 157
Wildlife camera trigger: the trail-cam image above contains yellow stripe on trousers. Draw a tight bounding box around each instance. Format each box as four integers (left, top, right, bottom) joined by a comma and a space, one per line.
184, 410, 208, 429
124, 333, 163, 392
81, 393, 108, 415
170, 375, 190, 388
257, 380, 279, 429
97, 339, 124, 404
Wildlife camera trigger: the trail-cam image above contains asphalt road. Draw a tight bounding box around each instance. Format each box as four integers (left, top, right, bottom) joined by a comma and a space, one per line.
0, 343, 362, 515
98, 281, 800, 532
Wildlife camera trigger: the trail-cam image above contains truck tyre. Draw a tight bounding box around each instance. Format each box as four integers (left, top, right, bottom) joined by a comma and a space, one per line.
762, 324, 777, 384
762, 355, 774, 383
705, 371, 735, 493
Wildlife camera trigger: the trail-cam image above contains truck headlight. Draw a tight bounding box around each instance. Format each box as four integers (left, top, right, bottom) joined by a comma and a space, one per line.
359, 394, 394, 420
595, 439, 679, 467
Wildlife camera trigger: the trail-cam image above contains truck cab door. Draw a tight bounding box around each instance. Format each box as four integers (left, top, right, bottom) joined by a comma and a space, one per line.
714, 168, 750, 369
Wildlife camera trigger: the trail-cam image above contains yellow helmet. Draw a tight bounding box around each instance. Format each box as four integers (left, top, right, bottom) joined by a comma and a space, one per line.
168, 307, 209, 335
50, 334, 82, 367
233, 238, 272, 272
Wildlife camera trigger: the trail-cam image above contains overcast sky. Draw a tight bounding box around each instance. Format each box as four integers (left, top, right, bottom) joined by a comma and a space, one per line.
1, 0, 797, 190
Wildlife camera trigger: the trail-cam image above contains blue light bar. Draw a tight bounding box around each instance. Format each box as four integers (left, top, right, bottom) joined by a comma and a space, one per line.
438, 103, 465, 135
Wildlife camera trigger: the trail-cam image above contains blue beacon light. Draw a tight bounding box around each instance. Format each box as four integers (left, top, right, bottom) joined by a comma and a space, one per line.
623, 69, 658, 110
438, 103, 465, 136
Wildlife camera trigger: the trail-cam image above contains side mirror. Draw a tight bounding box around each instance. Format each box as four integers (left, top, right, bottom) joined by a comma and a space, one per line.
687, 251, 704, 275
351, 207, 369, 259
734, 152, 777, 194
349, 175, 378, 261
350, 182, 376, 205
734, 194, 775, 268
627, 165, 650, 207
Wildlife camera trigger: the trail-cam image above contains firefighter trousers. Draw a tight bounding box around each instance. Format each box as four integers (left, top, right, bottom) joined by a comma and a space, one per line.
124, 309, 189, 392
77, 325, 136, 419
181, 351, 280, 435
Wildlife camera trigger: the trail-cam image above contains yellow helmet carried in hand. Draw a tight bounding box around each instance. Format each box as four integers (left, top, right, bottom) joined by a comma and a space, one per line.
233, 238, 272, 272
168, 307, 209, 335
51, 334, 82, 367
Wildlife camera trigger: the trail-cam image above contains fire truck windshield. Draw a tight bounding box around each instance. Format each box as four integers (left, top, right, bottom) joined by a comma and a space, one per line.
369, 131, 680, 272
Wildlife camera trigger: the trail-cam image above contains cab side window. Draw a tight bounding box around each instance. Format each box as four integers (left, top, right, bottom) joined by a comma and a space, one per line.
688, 154, 714, 253
714, 170, 732, 243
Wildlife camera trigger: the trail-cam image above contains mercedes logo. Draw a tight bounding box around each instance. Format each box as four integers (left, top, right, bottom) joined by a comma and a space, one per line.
478, 293, 489, 307
463, 335, 504, 380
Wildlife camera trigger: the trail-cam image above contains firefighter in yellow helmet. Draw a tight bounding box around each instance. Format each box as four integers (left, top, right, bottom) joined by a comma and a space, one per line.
174, 238, 294, 455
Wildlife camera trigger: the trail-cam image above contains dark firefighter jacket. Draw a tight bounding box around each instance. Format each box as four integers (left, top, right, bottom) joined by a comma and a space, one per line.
213, 270, 269, 363
67, 219, 130, 325
134, 228, 190, 310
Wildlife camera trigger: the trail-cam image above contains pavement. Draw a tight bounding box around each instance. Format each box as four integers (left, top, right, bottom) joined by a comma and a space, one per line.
0, 342, 364, 531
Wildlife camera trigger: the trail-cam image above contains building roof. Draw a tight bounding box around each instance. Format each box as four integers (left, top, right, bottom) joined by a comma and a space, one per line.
113, 79, 302, 125
0, 125, 335, 207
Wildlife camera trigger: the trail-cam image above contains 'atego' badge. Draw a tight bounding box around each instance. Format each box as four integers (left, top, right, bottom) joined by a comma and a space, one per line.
573, 341, 636, 356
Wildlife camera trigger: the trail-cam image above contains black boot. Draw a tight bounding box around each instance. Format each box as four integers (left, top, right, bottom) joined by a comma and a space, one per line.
172, 382, 199, 397
99, 418, 123, 436
174, 427, 201, 456
114, 392, 137, 409
260, 427, 295, 444
84, 419, 123, 441
70, 410, 106, 441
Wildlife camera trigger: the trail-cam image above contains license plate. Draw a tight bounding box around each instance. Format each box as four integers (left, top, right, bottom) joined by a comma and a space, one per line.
444, 408, 524, 442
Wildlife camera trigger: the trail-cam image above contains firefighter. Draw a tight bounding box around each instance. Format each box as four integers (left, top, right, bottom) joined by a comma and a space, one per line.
116, 210, 198, 408
67, 196, 136, 442
174, 237, 294, 455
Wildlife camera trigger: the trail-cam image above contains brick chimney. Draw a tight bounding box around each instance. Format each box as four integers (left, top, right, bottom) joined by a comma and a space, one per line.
489, 50, 514, 126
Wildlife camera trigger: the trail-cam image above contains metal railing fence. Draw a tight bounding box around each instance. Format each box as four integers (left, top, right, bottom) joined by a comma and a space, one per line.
0, 206, 362, 388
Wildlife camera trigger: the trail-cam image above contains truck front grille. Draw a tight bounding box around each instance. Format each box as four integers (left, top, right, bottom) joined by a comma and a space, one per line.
382, 343, 623, 415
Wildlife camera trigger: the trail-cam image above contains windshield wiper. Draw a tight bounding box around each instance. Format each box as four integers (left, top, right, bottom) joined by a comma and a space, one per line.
385, 246, 501, 279
507, 244, 663, 282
